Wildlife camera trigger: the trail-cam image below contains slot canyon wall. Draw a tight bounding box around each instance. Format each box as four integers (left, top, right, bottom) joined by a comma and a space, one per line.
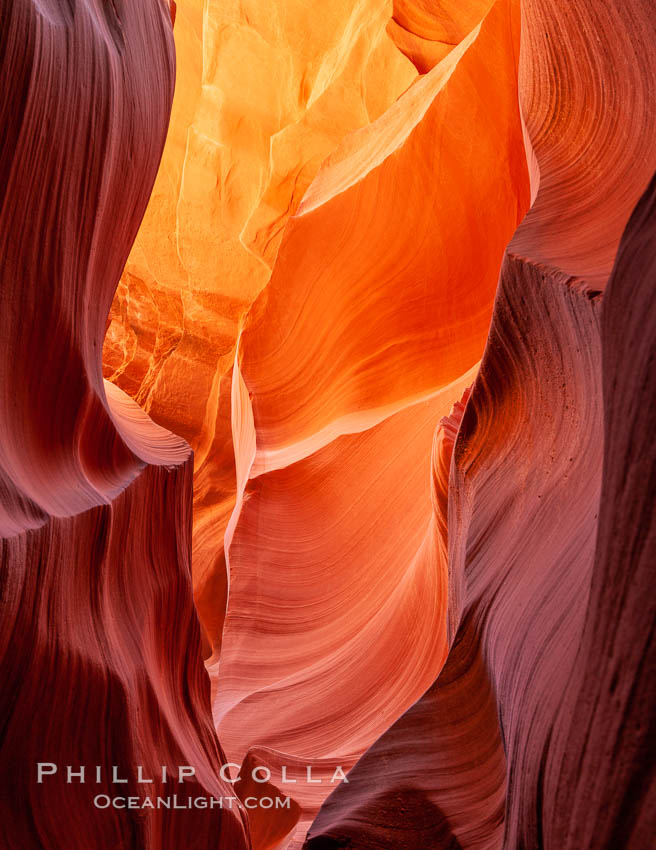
0, 0, 654, 849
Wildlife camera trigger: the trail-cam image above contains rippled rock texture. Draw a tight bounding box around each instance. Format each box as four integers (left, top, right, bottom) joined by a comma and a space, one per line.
2, 0, 655, 848
305, 173, 656, 850
0, 1, 247, 848
102, 0, 420, 660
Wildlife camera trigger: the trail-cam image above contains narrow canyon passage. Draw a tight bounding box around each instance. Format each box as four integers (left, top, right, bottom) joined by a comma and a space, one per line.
1, 1, 654, 848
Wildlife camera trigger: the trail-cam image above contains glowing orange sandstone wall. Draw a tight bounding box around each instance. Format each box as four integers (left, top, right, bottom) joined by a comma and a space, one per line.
99, 0, 656, 846
2, 0, 653, 848
103, 0, 418, 654
104, 1, 531, 839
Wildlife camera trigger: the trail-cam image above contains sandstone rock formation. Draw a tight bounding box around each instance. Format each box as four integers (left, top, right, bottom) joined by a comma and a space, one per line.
102, 0, 419, 659
215, 1, 530, 839
304, 172, 656, 850
2, 0, 654, 848
0, 2, 248, 847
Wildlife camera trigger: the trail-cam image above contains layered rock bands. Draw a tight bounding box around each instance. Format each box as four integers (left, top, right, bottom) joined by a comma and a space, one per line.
1, 0, 654, 848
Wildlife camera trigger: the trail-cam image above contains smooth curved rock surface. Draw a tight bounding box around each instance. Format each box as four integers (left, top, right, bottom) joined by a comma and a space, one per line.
306, 250, 604, 849
388, 0, 494, 72
544, 173, 656, 850
215, 2, 529, 843
303, 6, 656, 846
102, 0, 418, 657
237, 0, 529, 452
214, 2, 529, 836
4, 0, 655, 847
0, 2, 248, 847
305, 178, 656, 849
513, 0, 656, 287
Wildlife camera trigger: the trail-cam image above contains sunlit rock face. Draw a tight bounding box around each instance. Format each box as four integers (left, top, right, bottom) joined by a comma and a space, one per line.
2, 0, 655, 848
102, 0, 418, 656
217, 0, 530, 841
102, 3, 532, 839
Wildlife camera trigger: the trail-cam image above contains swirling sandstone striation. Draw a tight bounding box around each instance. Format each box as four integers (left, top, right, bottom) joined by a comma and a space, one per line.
388, 0, 495, 73
306, 249, 604, 848
237, 0, 529, 452
544, 173, 656, 850
216, 0, 530, 842
102, 0, 418, 657
306, 180, 656, 850
4, 0, 652, 846
304, 4, 656, 847
513, 0, 656, 287
0, 2, 248, 848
